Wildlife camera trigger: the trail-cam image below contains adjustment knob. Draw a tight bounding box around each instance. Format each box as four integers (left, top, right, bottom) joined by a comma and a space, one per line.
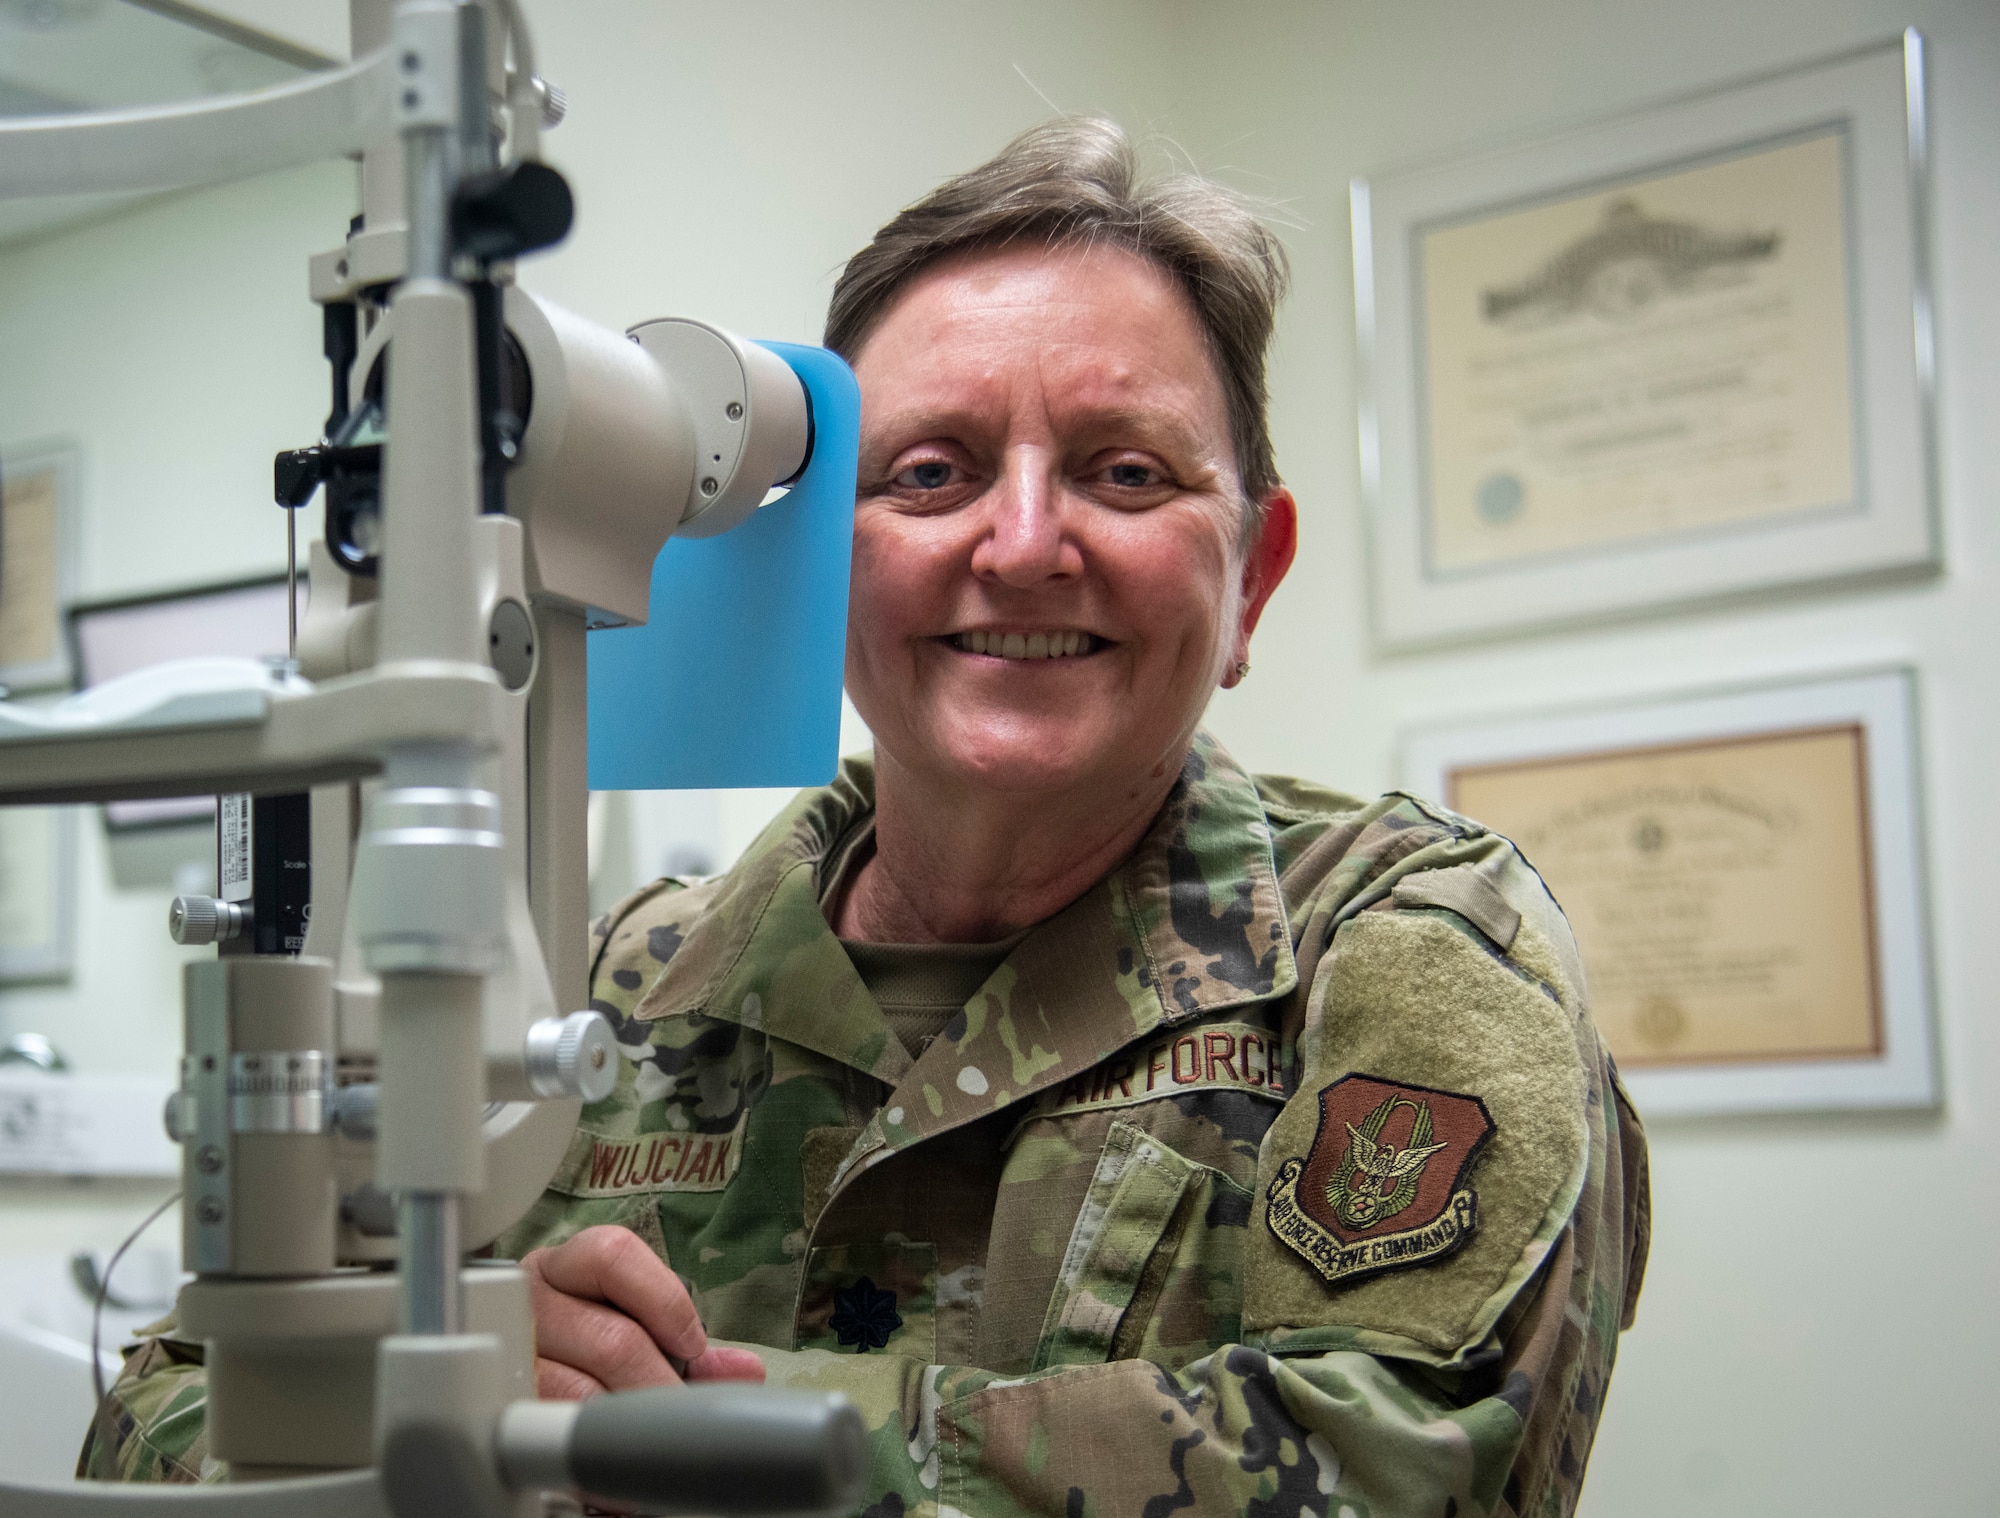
330, 1082, 380, 1141
524, 1011, 618, 1103
530, 75, 567, 128
169, 895, 250, 946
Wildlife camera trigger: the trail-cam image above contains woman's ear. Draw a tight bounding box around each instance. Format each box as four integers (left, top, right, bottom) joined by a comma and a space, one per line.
1225, 488, 1298, 684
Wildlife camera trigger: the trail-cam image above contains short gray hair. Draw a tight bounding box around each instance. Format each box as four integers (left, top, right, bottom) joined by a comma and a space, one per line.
825, 117, 1290, 517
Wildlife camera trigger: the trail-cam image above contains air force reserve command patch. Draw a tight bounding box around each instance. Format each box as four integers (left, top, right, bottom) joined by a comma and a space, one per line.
1266, 1073, 1496, 1287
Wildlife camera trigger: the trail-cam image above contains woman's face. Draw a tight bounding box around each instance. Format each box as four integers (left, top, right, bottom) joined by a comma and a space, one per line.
846, 242, 1293, 803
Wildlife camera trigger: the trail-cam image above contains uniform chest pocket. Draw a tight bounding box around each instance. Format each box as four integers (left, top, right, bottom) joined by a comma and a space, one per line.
1033, 1120, 1249, 1371
796, 1240, 937, 1361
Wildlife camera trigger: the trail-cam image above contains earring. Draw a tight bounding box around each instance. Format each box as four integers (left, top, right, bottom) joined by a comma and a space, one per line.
1232, 660, 1251, 682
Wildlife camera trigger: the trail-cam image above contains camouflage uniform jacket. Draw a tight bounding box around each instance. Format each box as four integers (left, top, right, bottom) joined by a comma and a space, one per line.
501, 733, 1650, 1517
86, 733, 1649, 1513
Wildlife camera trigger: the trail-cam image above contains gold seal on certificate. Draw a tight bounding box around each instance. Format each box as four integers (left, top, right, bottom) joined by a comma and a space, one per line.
1419, 130, 1858, 574
1450, 725, 1879, 1069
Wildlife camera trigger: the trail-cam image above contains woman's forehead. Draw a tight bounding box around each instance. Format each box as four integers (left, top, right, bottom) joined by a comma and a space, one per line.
854, 243, 1228, 436
871, 241, 1203, 349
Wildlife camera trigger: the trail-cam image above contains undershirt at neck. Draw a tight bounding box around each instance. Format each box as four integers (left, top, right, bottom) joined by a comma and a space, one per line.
842, 937, 1023, 1059
820, 818, 1028, 1059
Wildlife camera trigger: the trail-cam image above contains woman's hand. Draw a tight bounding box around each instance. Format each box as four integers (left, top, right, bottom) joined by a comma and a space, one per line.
520, 1224, 767, 1399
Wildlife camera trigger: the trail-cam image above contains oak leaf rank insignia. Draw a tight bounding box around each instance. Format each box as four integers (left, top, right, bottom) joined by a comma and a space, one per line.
828, 1276, 902, 1352
1267, 1073, 1496, 1287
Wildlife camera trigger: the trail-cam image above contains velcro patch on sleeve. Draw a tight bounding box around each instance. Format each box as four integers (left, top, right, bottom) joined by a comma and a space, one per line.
546, 1111, 748, 1198
1246, 913, 1587, 1362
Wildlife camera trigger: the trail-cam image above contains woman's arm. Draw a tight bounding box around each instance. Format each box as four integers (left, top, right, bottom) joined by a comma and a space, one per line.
750, 1329, 1525, 1518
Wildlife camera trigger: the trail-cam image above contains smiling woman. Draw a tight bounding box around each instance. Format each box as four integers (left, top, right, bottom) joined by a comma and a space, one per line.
93, 118, 1649, 1518
836, 238, 1299, 944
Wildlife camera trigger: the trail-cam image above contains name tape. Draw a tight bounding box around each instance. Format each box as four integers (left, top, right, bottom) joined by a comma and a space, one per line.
550, 1112, 748, 1198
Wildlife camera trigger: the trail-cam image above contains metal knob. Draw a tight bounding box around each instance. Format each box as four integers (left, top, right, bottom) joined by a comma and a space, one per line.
530, 75, 567, 128
523, 1011, 618, 1103
330, 1082, 380, 1141
169, 895, 250, 946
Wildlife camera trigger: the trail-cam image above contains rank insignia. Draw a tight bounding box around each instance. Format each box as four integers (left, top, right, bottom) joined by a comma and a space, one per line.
828, 1276, 902, 1352
1266, 1073, 1495, 1287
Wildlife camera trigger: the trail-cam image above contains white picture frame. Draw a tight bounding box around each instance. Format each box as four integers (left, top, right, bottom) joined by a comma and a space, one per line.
1354, 32, 1936, 650
1403, 668, 1937, 1117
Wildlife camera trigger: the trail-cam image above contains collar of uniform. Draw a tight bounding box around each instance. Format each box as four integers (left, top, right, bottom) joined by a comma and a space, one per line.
1122, 731, 1299, 1021
630, 760, 913, 1087
628, 732, 1297, 1097
851, 731, 1300, 1172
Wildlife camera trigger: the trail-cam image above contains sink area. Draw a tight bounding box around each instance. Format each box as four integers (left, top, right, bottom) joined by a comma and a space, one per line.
0, 1248, 181, 1482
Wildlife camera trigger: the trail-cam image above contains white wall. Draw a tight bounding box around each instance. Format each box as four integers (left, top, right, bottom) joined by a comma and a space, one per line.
2, 2, 1995, 1511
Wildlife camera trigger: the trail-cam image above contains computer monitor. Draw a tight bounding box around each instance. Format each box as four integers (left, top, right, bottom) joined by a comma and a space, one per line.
68, 575, 302, 831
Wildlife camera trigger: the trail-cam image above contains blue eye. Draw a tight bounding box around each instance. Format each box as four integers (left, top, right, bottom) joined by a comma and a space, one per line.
898, 460, 953, 489
1105, 463, 1156, 488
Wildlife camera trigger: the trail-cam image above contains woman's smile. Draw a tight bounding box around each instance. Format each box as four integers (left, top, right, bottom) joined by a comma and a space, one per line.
943, 629, 1109, 660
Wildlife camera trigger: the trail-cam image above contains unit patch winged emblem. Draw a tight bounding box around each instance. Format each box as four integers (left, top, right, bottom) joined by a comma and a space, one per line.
1267, 1073, 1496, 1287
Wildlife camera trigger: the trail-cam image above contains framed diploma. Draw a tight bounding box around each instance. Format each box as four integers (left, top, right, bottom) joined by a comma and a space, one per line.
1355, 33, 1936, 649
0, 806, 75, 983
1404, 669, 1937, 1117
0, 440, 81, 693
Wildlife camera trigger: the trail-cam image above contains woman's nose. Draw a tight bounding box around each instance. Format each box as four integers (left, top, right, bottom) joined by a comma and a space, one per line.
970, 458, 1083, 587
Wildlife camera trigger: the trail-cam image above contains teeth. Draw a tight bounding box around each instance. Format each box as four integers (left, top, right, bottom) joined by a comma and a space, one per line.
953, 630, 1098, 661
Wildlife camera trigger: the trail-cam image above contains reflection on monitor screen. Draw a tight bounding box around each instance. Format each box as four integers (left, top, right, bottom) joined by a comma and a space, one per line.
70, 576, 302, 831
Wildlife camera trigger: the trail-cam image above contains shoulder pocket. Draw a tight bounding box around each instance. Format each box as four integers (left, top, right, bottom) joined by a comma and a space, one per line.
1390, 865, 1521, 952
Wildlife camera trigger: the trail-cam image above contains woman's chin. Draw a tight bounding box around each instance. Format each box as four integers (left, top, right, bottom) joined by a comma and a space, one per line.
920, 719, 1120, 799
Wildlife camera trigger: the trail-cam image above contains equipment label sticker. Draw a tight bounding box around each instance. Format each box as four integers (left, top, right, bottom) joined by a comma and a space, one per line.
219, 794, 252, 901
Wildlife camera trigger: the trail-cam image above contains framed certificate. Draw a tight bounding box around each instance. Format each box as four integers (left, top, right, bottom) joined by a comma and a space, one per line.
1404, 669, 1937, 1117
1355, 33, 1936, 648
0, 806, 75, 984
0, 440, 81, 693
